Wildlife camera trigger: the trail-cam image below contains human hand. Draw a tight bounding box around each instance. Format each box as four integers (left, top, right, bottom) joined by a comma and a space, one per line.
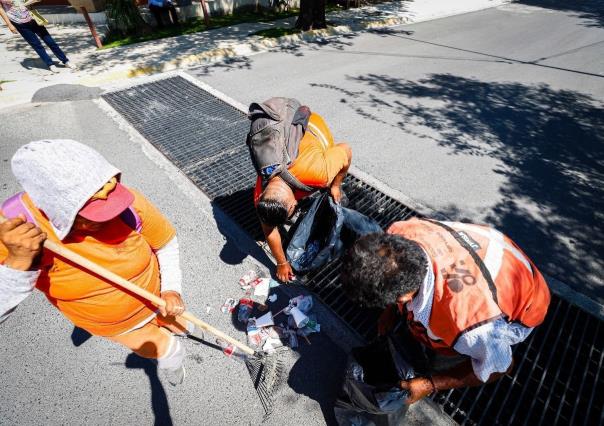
276, 262, 295, 283
0, 213, 46, 271
330, 185, 342, 204
8, 24, 18, 34
400, 377, 436, 404
160, 290, 185, 317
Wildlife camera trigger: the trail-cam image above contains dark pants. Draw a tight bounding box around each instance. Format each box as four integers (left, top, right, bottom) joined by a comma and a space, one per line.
149, 4, 179, 28
12, 20, 68, 67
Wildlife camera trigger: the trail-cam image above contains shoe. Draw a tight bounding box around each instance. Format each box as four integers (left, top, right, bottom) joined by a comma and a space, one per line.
48, 65, 59, 73
63, 61, 77, 70
165, 364, 186, 386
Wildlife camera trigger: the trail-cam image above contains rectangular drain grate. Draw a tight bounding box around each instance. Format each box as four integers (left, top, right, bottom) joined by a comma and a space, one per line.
103, 76, 604, 426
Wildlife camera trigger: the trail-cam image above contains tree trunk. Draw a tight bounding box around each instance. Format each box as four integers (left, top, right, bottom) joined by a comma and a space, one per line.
296, 0, 326, 31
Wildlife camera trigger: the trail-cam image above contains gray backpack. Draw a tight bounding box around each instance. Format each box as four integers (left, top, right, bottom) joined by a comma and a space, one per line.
246, 97, 314, 192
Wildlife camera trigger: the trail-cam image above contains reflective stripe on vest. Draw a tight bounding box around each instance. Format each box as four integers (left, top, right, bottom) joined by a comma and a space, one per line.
307, 121, 330, 150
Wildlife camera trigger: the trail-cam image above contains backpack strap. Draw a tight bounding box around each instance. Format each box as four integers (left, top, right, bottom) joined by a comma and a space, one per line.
1, 192, 37, 225
279, 169, 314, 192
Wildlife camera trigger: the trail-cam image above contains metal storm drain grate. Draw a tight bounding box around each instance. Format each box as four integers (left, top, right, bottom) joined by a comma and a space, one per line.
103, 76, 604, 426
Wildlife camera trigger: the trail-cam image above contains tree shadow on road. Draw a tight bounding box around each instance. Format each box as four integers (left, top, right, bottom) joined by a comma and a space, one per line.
320, 73, 604, 301
516, 0, 604, 28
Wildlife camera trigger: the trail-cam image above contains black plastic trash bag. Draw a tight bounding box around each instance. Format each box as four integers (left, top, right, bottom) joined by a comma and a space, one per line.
286, 192, 381, 273
334, 335, 416, 426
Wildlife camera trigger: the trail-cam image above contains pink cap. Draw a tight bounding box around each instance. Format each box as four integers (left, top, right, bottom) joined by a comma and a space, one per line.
78, 182, 134, 222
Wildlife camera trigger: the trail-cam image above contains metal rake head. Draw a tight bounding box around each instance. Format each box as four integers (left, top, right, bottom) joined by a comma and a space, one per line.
245, 347, 288, 418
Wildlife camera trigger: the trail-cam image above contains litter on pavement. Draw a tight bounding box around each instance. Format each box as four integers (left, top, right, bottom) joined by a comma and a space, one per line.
230, 270, 321, 353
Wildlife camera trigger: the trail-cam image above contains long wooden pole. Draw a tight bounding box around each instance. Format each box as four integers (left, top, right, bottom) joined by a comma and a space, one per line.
0, 214, 255, 356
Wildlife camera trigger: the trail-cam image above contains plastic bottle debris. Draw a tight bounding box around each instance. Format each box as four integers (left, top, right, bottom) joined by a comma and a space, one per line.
277, 295, 314, 317
239, 270, 259, 288
221, 298, 237, 314
290, 306, 309, 328
216, 338, 236, 357
296, 295, 314, 314
303, 318, 321, 333
237, 298, 254, 323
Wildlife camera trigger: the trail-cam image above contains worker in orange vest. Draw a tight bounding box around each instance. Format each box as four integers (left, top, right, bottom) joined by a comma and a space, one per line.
254, 111, 352, 283
340, 218, 551, 403
0, 140, 189, 386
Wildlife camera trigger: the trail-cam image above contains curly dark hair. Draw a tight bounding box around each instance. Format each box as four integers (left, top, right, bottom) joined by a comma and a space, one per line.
340, 233, 427, 307
257, 197, 288, 226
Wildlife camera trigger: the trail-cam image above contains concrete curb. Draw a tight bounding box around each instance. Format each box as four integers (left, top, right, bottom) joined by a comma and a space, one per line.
1, 0, 513, 107
90, 0, 513, 81
79, 17, 411, 85
81, 0, 511, 84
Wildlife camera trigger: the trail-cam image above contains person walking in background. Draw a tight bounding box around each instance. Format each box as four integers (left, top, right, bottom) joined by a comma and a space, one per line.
0, 0, 74, 73
147, 0, 179, 29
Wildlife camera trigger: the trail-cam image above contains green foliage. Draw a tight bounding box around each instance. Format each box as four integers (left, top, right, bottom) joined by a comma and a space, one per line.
102, 7, 300, 49
106, 0, 149, 37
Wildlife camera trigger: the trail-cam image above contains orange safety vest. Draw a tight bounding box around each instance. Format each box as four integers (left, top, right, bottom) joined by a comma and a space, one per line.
7, 193, 162, 337
388, 218, 550, 354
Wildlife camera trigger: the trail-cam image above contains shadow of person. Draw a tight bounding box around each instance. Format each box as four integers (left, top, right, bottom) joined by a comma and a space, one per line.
20, 58, 47, 70
125, 352, 173, 426
286, 333, 348, 425
210, 187, 273, 268
70, 327, 93, 347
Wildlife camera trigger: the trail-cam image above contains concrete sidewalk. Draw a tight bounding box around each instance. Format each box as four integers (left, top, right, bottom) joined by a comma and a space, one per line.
0, 0, 510, 109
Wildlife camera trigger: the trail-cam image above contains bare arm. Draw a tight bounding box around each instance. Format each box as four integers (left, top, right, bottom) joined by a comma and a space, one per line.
401, 359, 513, 404
0, 8, 17, 33
329, 143, 352, 203
262, 223, 295, 282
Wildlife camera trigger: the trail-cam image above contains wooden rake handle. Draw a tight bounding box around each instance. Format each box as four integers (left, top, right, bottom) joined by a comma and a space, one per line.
0, 214, 255, 356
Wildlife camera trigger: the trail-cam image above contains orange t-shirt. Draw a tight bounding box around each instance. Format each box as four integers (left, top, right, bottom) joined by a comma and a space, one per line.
0, 188, 176, 337
253, 112, 349, 205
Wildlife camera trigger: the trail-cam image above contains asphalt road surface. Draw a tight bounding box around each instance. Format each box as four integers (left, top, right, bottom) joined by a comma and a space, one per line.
1, 1, 603, 425
190, 1, 604, 305
0, 99, 451, 425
